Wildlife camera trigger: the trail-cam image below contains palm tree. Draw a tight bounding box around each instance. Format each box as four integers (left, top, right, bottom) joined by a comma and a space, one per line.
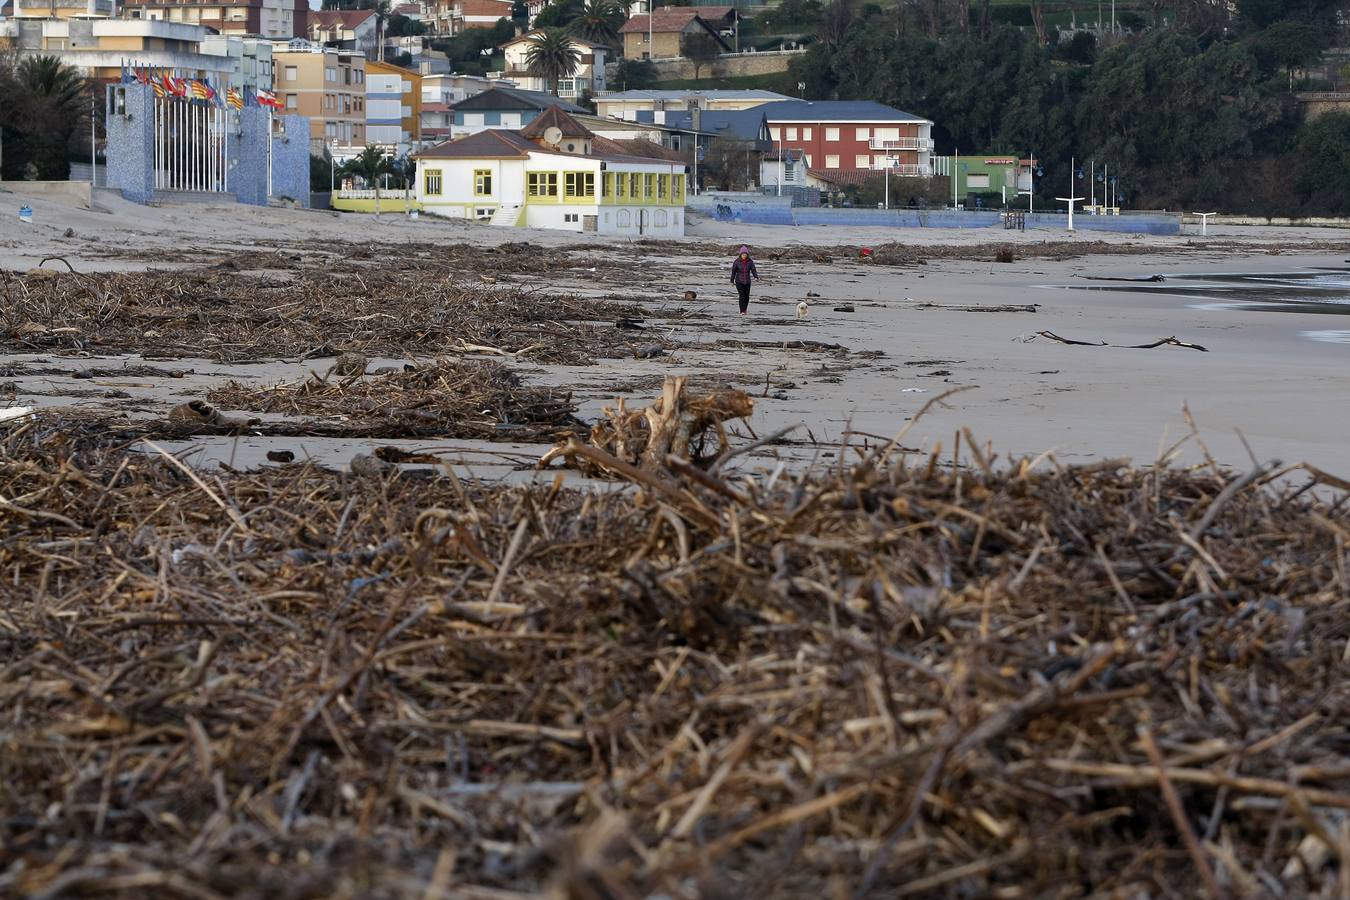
17, 56, 86, 119
340, 145, 392, 210
524, 28, 582, 96
568, 0, 621, 47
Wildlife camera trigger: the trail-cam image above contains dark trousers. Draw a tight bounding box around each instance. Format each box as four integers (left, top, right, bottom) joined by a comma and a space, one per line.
736, 281, 751, 312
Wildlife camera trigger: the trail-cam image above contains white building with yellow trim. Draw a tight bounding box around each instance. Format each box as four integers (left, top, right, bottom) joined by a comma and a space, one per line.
412, 106, 687, 236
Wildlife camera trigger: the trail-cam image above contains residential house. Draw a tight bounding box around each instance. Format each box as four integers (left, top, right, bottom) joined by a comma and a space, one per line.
366, 59, 422, 148
756, 99, 935, 177
272, 41, 367, 152
308, 9, 378, 60
421, 72, 493, 139
497, 31, 608, 99
619, 6, 736, 60
447, 86, 587, 139
413, 105, 687, 235
393, 2, 422, 22
425, 0, 511, 35
1, 17, 236, 84
594, 89, 792, 121
120, 0, 307, 39
759, 147, 807, 191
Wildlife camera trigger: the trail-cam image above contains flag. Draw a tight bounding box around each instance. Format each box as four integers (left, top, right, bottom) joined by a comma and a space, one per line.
201, 78, 219, 104
152, 79, 167, 98
191, 80, 210, 101
136, 68, 150, 86
226, 87, 243, 110
173, 77, 189, 97
161, 73, 179, 97
257, 89, 282, 110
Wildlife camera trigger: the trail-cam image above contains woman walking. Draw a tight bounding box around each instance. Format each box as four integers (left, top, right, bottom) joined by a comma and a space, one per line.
730, 245, 759, 316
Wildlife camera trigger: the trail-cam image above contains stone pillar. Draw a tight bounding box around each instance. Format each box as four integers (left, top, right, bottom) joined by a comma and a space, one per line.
270, 115, 312, 208
105, 84, 156, 204
230, 106, 270, 206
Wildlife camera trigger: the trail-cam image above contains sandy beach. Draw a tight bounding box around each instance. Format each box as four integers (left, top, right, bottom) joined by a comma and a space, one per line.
3, 187, 1348, 476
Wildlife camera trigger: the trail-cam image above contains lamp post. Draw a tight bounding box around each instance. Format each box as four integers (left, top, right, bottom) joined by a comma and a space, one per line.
1056, 156, 1085, 231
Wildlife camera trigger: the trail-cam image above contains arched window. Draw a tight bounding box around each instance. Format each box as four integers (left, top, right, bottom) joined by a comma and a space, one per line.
653, 210, 668, 228
617, 210, 631, 227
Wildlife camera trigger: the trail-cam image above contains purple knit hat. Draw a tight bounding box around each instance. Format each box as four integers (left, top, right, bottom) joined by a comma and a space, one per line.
738, 245, 750, 255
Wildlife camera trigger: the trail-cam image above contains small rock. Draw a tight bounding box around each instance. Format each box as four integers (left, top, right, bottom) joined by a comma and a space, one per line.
349, 453, 390, 477
63, 228, 75, 238
833, 304, 855, 313
267, 450, 296, 463
331, 352, 367, 377
634, 344, 665, 359
683, 290, 697, 301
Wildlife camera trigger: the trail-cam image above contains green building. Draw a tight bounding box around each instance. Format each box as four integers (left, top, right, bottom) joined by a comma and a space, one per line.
933, 155, 1033, 208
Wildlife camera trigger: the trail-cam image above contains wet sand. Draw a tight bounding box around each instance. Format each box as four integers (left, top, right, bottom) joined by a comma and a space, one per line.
3, 189, 1348, 478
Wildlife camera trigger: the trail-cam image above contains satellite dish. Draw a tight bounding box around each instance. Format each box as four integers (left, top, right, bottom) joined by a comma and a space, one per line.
543, 125, 563, 146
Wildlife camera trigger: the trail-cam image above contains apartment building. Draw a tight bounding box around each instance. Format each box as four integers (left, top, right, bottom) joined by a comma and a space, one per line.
120, 0, 307, 39
757, 99, 935, 176
365, 59, 421, 148
421, 72, 492, 140
199, 34, 275, 91
272, 41, 367, 151
0, 16, 235, 84
425, 0, 511, 35
497, 31, 607, 100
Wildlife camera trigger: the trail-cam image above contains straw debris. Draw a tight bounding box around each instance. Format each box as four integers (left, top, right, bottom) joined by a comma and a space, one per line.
2, 406, 1348, 898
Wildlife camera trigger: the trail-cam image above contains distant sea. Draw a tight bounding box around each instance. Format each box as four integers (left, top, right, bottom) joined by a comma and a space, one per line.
1063, 268, 1350, 344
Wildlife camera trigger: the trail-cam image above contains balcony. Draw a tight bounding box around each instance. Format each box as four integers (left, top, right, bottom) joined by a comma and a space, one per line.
876, 163, 931, 176
868, 136, 934, 151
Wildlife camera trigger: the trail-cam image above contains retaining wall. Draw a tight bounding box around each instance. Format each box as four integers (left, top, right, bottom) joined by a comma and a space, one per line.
618, 48, 804, 82
0, 181, 93, 209
688, 194, 1180, 234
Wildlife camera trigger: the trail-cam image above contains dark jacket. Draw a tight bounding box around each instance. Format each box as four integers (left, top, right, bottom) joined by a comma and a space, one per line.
730, 256, 759, 285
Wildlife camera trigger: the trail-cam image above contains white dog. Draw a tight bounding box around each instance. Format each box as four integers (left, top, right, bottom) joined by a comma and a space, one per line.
796, 300, 808, 319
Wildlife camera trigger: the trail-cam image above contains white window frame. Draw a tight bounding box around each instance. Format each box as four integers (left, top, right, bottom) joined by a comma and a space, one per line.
285, 65, 298, 81
825, 127, 840, 142
785, 127, 797, 140
825, 155, 839, 169
855, 155, 870, 168
802, 127, 812, 140
855, 127, 870, 141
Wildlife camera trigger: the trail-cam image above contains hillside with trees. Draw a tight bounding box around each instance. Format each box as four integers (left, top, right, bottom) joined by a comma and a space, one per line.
786, 0, 1350, 214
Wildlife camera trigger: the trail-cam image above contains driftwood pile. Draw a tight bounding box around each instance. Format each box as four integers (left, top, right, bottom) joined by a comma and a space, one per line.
204, 359, 583, 441
2, 407, 1348, 898
539, 375, 754, 475
0, 267, 668, 364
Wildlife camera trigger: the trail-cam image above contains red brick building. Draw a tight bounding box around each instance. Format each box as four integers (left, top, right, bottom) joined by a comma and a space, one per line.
756, 100, 935, 178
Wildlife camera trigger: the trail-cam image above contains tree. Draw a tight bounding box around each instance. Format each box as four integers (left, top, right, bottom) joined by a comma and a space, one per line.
512, 0, 529, 30
524, 28, 581, 95
568, 0, 622, 45
532, 0, 584, 29
340, 145, 392, 209
1294, 112, 1350, 214
681, 32, 723, 79
612, 57, 658, 90
0, 55, 88, 180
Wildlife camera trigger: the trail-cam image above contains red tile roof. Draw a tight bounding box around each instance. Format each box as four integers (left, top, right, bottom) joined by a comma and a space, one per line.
620, 6, 733, 33
807, 168, 881, 187
311, 9, 375, 29
519, 105, 593, 140
414, 130, 538, 160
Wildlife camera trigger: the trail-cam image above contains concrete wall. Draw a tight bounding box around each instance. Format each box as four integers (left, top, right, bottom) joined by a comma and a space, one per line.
1195, 214, 1350, 228
688, 193, 1181, 234
0, 180, 93, 208
230, 106, 271, 206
